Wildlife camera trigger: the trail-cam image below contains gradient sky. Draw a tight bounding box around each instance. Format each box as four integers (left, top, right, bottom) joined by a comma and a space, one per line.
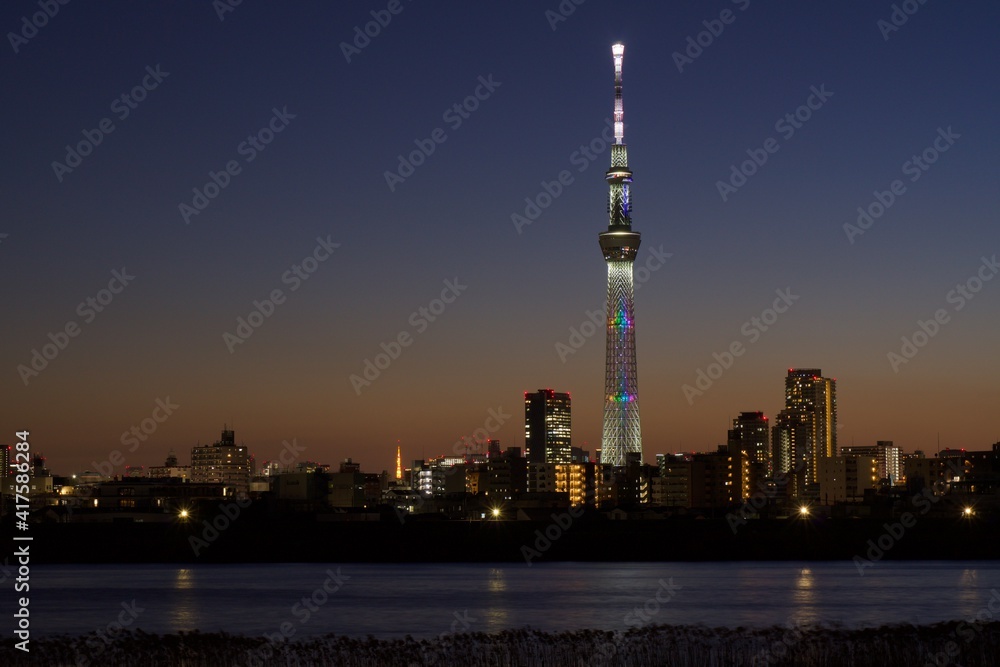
2, 1, 998, 476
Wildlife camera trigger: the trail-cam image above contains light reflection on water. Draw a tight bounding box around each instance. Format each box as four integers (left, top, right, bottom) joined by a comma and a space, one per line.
957, 567, 980, 610
481, 567, 508, 633
169, 568, 196, 629
790, 567, 816, 627
24, 561, 1000, 639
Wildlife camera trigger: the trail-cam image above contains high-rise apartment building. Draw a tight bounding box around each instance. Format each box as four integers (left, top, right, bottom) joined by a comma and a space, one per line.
524, 389, 571, 464
772, 369, 837, 494
728, 411, 771, 500
877, 440, 902, 484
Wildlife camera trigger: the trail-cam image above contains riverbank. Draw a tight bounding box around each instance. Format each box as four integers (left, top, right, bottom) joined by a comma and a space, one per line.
3, 622, 1000, 666
6, 515, 998, 563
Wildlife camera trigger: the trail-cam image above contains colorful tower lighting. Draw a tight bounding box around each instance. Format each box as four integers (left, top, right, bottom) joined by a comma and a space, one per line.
599, 42, 643, 467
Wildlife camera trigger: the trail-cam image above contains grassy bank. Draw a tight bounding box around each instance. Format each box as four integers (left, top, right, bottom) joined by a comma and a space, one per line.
3, 621, 1000, 666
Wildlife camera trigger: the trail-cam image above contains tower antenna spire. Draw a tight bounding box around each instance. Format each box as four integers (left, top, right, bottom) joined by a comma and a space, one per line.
612, 43, 624, 145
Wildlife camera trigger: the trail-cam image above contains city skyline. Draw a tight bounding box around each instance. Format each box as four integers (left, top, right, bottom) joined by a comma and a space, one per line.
9, 362, 995, 478
3, 2, 999, 476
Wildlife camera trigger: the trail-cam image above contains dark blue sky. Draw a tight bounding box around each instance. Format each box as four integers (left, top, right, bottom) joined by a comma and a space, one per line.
2, 1, 998, 474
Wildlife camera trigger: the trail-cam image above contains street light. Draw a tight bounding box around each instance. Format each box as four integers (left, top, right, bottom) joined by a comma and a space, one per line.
963, 506, 974, 518
799, 505, 810, 517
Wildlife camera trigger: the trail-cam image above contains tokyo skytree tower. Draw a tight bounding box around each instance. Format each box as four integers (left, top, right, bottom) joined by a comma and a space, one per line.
599, 43, 642, 467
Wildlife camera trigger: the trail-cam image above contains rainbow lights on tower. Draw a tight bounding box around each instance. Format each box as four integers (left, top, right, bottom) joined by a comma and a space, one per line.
599, 42, 642, 466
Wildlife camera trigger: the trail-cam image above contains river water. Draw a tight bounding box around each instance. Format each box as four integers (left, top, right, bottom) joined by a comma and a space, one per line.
17, 561, 1000, 639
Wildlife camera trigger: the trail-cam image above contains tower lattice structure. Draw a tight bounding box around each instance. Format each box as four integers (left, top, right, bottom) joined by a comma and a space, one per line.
599, 43, 642, 467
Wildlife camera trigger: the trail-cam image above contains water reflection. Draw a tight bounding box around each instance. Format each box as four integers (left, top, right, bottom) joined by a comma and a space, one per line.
175, 568, 193, 589
789, 566, 818, 626
488, 567, 506, 593
483, 567, 508, 631
170, 568, 197, 631
956, 568, 980, 618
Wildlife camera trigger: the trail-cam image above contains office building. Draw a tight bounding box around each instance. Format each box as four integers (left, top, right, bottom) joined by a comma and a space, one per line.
524, 389, 572, 463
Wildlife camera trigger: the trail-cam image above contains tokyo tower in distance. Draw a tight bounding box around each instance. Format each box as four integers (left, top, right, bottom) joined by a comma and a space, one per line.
599, 43, 642, 467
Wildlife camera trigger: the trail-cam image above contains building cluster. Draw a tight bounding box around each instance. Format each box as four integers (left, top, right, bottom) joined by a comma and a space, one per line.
395, 373, 998, 519
653, 369, 997, 515
2, 426, 318, 521
3, 372, 999, 522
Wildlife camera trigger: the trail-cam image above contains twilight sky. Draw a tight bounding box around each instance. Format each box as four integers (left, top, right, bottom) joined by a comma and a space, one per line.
2, 1, 998, 476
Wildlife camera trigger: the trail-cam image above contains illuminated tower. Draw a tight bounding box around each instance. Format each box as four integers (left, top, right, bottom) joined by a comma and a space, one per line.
599, 43, 642, 467
395, 444, 402, 481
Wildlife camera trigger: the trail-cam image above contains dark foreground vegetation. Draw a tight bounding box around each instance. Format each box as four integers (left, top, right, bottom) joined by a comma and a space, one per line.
3, 622, 1000, 667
